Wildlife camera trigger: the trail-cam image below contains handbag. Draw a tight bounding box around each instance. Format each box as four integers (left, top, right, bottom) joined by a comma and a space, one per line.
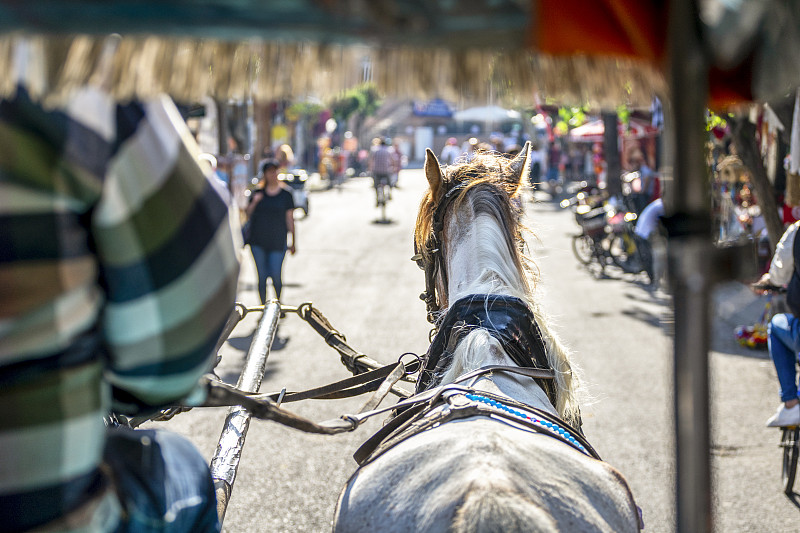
241, 220, 251, 246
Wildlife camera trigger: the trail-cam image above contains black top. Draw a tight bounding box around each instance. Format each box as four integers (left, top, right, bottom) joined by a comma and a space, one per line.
248, 187, 294, 251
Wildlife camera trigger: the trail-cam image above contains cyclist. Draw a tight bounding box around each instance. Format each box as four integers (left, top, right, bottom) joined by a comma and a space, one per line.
369, 137, 393, 207
755, 220, 800, 427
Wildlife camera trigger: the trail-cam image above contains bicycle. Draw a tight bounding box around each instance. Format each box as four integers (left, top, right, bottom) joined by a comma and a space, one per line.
561, 192, 615, 275
374, 174, 392, 222
570, 204, 611, 270
606, 206, 650, 279
781, 425, 800, 495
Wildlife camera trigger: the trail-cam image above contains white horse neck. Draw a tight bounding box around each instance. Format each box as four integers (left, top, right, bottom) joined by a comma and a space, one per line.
444, 203, 526, 303
440, 200, 556, 415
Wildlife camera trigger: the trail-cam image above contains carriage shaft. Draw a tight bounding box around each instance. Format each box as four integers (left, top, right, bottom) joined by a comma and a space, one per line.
210, 300, 281, 524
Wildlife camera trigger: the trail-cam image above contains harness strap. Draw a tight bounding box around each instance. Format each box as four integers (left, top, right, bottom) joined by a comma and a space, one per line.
358, 362, 408, 414
295, 303, 415, 398
355, 390, 600, 466
252, 362, 413, 403
453, 365, 555, 384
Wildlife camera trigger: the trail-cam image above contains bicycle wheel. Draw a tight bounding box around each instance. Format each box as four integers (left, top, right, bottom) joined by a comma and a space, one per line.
781, 426, 799, 495
610, 233, 644, 274
571, 234, 594, 265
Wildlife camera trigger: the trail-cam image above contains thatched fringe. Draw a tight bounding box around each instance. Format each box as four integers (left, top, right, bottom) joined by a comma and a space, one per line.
0, 33, 666, 108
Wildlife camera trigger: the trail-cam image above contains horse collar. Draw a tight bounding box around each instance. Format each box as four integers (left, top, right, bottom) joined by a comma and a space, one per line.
416, 294, 555, 404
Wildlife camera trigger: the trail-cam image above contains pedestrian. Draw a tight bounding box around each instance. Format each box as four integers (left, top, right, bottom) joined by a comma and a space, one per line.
0, 85, 240, 532
461, 137, 479, 162
546, 140, 561, 185
246, 158, 297, 302
369, 137, 393, 206
628, 147, 657, 213
633, 197, 665, 286
754, 220, 800, 426
276, 143, 295, 172
439, 137, 461, 165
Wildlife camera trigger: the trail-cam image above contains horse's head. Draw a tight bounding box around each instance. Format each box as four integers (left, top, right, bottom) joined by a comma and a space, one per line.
413, 142, 581, 425
414, 142, 533, 316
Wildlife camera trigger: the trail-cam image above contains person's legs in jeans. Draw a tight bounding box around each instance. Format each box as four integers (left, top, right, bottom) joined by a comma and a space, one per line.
634, 235, 653, 284
768, 313, 800, 403
104, 427, 220, 533
264, 250, 287, 300
250, 245, 269, 304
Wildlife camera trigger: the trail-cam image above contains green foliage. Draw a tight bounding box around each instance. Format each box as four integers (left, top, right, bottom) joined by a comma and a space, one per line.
286, 101, 324, 122
328, 83, 382, 121
706, 110, 728, 132
555, 105, 589, 134
616, 104, 630, 125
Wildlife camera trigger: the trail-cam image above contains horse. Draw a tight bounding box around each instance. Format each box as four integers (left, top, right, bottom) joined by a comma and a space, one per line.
332, 143, 642, 533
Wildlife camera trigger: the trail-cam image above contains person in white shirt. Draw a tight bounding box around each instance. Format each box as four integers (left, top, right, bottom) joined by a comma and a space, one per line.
440, 137, 462, 165
755, 221, 800, 426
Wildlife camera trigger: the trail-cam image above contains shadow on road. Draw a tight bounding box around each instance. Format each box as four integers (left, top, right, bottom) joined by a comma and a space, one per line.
621, 306, 664, 329
226, 332, 289, 353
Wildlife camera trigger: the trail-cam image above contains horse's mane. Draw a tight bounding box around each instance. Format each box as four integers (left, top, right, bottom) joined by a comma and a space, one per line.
414, 150, 582, 426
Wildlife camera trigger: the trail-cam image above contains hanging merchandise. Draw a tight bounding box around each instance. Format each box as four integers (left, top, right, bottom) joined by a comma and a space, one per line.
787, 89, 800, 206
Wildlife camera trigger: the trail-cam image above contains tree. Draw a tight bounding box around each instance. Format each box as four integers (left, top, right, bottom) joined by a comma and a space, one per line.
328, 83, 381, 141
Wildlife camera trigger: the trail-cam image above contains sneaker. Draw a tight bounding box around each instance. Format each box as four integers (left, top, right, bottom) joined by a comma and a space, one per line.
766, 403, 800, 427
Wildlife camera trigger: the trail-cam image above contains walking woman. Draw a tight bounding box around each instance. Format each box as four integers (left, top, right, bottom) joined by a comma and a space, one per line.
246, 159, 296, 302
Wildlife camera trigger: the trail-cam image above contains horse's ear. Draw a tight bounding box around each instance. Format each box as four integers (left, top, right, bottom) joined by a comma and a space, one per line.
424, 148, 444, 200
507, 141, 532, 193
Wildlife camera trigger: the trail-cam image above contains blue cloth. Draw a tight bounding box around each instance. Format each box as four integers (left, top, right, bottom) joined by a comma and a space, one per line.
104, 427, 220, 533
251, 245, 287, 301
768, 313, 800, 403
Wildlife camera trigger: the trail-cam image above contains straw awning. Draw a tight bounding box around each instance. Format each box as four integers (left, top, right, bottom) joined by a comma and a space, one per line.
0, 1, 796, 109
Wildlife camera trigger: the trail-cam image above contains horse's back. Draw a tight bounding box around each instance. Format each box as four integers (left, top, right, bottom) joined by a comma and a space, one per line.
333, 417, 640, 533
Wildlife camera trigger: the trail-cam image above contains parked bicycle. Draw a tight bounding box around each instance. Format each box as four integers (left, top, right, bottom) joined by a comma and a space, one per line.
605, 202, 650, 279
562, 190, 650, 281
569, 203, 614, 274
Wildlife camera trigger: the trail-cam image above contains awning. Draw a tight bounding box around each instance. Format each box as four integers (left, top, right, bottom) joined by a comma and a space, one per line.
453, 106, 522, 123
0, 1, 797, 108
568, 118, 660, 143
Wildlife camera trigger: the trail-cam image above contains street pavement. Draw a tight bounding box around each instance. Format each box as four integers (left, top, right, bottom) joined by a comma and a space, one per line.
151, 167, 799, 532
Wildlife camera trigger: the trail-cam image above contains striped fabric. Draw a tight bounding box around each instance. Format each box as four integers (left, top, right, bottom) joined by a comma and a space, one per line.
0, 86, 240, 531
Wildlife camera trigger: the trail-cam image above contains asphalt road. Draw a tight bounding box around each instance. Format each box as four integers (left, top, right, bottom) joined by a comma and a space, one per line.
151, 168, 799, 532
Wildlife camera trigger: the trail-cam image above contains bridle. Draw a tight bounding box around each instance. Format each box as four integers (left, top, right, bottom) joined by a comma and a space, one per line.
412, 179, 468, 324
412, 176, 525, 324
